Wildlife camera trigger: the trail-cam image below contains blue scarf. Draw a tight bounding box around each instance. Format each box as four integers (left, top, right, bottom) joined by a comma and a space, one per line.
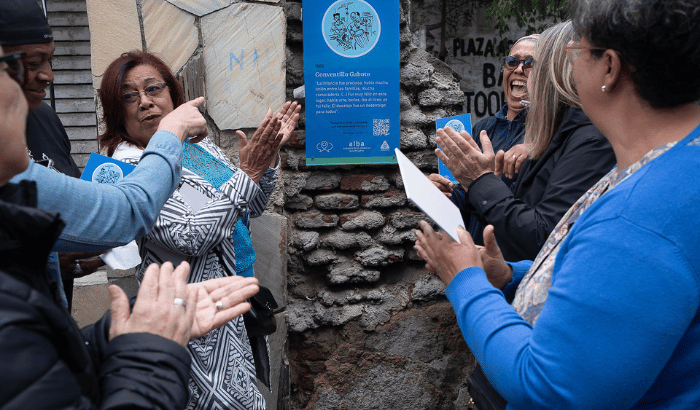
182, 141, 255, 277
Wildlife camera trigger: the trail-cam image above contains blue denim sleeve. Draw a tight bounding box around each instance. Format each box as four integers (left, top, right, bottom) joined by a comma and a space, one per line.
11, 130, 182, 252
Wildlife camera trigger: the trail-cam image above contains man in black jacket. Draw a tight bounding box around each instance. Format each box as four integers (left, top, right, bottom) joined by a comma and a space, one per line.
0, 48, 260, 408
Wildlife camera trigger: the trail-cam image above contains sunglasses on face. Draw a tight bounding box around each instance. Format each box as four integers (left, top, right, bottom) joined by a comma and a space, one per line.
123, 82, 168, 104
501, 55, 534, 75
0, 52, 25, 85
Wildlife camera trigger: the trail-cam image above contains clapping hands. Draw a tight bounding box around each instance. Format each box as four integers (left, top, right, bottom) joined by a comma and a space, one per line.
435, 128, 496, 187
108, 262, 260, 346
237, 101, 301, 183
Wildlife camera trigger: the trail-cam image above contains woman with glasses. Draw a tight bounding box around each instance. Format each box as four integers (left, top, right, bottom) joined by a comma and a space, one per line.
98, 51, 299, 410
430, 35, 537, 248
415, 1, 700, 408
0, 43, 263, 409
432, 21, 614, 262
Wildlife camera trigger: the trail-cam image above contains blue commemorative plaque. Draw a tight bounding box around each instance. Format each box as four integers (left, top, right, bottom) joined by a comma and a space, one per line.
304, 0, 400, 165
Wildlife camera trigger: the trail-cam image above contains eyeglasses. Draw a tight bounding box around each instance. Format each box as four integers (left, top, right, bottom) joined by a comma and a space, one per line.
501, 56, 534, 76
563, 40, 607, 64
123, 82, 168, 104
0, 52, 25, 85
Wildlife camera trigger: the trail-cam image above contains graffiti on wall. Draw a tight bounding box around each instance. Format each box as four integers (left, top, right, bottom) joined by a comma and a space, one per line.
451, 36, 518, 119
420, 26, 523, 120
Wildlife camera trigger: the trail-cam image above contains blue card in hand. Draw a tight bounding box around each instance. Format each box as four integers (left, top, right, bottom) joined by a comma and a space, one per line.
435, 113, 472, 185
80, 153, 136, 184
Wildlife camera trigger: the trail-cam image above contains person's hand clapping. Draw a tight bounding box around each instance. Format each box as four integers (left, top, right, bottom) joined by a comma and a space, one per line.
157, 97, 208, 144
237, 101, 300, 172
188, 276, 260, 339
273, 100, 302, 148
436, 128, 496, 187
478, 225, 513, 290
495, 143, 528, 179
109, 262, 196, 347
428, 173, 454, 198
238, 108, 283, 183
414, 221, 481, 286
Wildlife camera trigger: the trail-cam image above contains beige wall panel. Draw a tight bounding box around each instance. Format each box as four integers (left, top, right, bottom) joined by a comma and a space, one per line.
143, 0, 198, 74
202, 3, 286, 129
86, 0, 142, 89
165, 0, 232, 17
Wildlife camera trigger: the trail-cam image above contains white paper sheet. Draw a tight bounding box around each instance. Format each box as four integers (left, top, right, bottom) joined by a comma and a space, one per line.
395, 148, 466, 243
100, 240, 141, 270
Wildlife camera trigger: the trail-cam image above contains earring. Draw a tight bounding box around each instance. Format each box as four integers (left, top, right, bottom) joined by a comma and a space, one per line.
602, 85, 607, 92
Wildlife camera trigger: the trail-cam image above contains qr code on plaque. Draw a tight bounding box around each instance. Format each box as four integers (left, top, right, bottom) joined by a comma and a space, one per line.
373, 119, 390, 136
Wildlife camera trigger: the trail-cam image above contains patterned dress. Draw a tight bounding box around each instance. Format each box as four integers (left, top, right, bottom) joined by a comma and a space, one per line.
113, 137, 277, 410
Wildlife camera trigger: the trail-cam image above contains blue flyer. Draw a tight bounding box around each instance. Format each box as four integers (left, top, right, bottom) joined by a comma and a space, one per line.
303, 0, 400, 165
80, 153, 135, 185
435, 113, 473, 184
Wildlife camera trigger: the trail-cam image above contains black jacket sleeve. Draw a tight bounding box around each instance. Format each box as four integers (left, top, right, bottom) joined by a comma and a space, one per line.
81, 298, 192, 409
467, 128, 615, 261
0, 281, 191, 410
98, 333, 191, 409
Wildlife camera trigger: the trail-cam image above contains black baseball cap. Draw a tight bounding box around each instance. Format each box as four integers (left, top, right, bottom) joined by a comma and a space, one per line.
0, 0, 53, 46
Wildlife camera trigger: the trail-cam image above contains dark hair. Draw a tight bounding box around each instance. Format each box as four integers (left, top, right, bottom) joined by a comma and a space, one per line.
98, 51, 184, 156
570, 0, 700, 108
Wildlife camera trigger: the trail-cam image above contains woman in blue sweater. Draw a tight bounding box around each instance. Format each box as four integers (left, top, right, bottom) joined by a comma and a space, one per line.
414, 1, 700, 409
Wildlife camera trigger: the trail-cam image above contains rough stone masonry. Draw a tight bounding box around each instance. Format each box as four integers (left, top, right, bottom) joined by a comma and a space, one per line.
283, 1, 477, 409
80, 0, 482, 408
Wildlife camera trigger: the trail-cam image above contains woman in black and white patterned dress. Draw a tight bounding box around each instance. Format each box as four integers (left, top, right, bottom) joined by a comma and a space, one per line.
97, 51, 300, 410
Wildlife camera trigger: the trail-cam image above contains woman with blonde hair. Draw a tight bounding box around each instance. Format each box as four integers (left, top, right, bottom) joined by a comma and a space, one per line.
433, 20, 615, 262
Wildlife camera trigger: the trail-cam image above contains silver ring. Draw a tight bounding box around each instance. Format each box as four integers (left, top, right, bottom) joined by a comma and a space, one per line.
215, 300, 224, 310
73, 261, 83, 276
173, 298, 187, 308
512, 154, 517, 159
281, 117, 287, 122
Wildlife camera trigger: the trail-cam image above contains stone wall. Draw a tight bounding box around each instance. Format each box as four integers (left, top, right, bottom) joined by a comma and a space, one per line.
78, 1, 494, 409
283, 1, 477, 409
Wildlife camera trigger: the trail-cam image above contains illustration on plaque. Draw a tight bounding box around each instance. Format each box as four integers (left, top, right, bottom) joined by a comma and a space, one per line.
322, 0, 381, 58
